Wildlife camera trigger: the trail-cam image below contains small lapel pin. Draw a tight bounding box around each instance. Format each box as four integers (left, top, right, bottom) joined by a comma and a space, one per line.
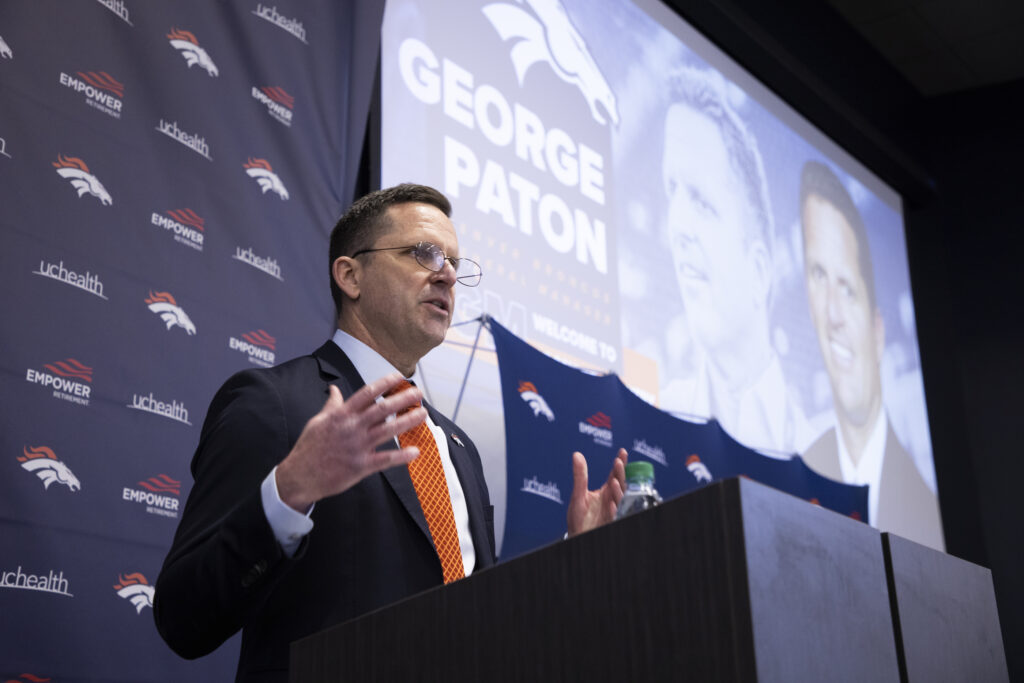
451, 433, 465, 448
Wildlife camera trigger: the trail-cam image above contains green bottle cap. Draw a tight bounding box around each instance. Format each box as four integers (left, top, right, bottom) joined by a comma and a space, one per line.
625, 461, 655, 483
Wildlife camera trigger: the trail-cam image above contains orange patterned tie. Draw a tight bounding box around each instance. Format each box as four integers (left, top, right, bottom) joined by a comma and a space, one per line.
390, 380, 465, 583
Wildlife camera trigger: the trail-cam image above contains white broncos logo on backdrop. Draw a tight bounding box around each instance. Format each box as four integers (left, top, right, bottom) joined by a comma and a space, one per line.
0, 34, 12, 59
244, 157, 290, 200
145, 291, 197, 335
114, 574, 155, 614
518, 381, 556, 422
18, 446, 82, 492
52, 154, 113, 205
167, 28, 219, 77
483, 0, 619, 127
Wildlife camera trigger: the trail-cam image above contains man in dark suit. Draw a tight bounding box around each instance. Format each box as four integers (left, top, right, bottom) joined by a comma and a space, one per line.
798, 161, 942, 549
154, 184, 627, 681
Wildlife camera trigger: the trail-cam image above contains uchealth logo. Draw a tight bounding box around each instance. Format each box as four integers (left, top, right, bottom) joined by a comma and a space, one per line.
58, 69, 124, 119
1, 565, 72, 598
156, 119, 212, 160
686, 454, 712, 483
243, 158, 289, 200
252, 85, 294, 126
96, 0, 132, 26
33, 257, 108, 299
113, 573, 154, 613
145, 291, 196, 335
578, 411, 612, 447
18, 446, 81, 492
52, 154, 112, 205
1, 34, 13, 59
251, 3, 308, 44
229, 329, 276, 367
632, 439, 667, 467
234, 246, 283, 280
518, 381, 554, 421
482, 0, 619, 127
150, 208, 205, 251
25, 358, 93, 406
123, 473, 181, 518
167, 28, 219, 77
520, 476, 562, 504
127, 391, 191, 426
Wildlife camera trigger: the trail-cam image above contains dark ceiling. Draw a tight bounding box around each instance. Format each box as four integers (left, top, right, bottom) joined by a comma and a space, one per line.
825, 0, 1024, 96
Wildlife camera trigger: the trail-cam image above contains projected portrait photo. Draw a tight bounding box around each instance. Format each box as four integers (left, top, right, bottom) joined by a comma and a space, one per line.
658, 66, 813, 456
798, 160, 942, 547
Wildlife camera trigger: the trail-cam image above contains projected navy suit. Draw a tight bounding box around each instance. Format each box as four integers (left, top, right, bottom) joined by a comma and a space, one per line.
154, 340, 495, 680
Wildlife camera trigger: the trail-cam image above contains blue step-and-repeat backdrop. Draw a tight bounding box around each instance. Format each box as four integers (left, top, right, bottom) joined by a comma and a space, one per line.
0, 1, 382, 679
490, 316, 866, 559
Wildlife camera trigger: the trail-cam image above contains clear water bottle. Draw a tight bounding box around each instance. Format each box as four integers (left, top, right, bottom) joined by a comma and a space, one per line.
616, 461, 663, 519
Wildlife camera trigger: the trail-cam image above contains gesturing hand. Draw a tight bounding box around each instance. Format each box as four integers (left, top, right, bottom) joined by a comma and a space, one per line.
275, 374, 427, 512
567, 448, 628, 537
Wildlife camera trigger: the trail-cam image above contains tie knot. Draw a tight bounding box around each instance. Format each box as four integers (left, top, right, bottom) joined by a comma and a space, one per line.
385, 379, 415, 396
385, 379, 421, 413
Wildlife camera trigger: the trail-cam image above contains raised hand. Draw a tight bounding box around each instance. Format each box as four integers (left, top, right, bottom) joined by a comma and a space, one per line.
275, 374, 426, 512
567, 448, 628, 537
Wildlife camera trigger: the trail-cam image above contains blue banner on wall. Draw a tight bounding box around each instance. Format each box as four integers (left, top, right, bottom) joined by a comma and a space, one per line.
0, 1, 382, 679
490, 316, 867, 560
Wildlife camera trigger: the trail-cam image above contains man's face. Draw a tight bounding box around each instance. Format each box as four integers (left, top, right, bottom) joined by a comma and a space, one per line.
662, 103, 762, 352
802, 195, 883, 427
355, 202, 458, 369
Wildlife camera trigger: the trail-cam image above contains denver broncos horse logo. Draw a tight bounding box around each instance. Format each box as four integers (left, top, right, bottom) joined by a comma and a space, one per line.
518, 381, 555, 421
18, 446, 82, 492
686, 454, 712, 483
145, 291, 197, 335
0, 34, 12, 59
167, 28, 219, 77
483, 0, 619, 127
114, 573, 155, 613
52, 155, 112, 205
243, 157, 289, 200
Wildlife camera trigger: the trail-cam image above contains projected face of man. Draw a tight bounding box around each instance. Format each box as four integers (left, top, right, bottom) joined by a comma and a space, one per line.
663, 103, 764, 357
802, 195, 884, 430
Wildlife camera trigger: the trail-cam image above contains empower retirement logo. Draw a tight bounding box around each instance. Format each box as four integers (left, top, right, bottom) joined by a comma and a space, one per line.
122, 473, 181, 518
229, 329, 276, 367
25, 357, 93, 406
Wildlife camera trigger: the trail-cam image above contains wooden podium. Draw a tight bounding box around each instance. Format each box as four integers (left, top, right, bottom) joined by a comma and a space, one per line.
290, 477, 1005, 682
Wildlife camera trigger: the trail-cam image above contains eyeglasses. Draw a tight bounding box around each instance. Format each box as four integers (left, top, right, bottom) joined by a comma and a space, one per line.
351, 241, 482, 287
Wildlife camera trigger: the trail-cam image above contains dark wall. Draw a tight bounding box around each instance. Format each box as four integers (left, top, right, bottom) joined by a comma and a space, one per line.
661, 0, 1023, 679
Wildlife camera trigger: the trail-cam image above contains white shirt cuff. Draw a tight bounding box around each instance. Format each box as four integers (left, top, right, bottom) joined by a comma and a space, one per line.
260, 465, 314, 558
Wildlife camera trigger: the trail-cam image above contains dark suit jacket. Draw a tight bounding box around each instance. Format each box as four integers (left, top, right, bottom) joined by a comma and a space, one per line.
154, 341, 496, 682
802, 420, 943, 549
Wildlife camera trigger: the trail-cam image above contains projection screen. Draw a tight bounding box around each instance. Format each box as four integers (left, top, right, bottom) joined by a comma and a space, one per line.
380, 0, 942, 551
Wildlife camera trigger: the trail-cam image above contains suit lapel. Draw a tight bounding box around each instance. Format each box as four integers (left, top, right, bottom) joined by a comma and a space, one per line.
313, 342, 433, 544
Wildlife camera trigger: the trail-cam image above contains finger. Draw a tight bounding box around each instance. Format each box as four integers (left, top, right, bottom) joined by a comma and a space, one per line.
571, 451, 588, 496
365, 406, 428, 447
375, 383, 424, 417
345, 373, 410, 412
324, 383, 344, 407
367, 445, 421, 473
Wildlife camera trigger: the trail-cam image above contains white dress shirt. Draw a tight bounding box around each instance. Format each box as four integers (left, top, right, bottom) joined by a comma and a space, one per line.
260, 329, 476, 576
